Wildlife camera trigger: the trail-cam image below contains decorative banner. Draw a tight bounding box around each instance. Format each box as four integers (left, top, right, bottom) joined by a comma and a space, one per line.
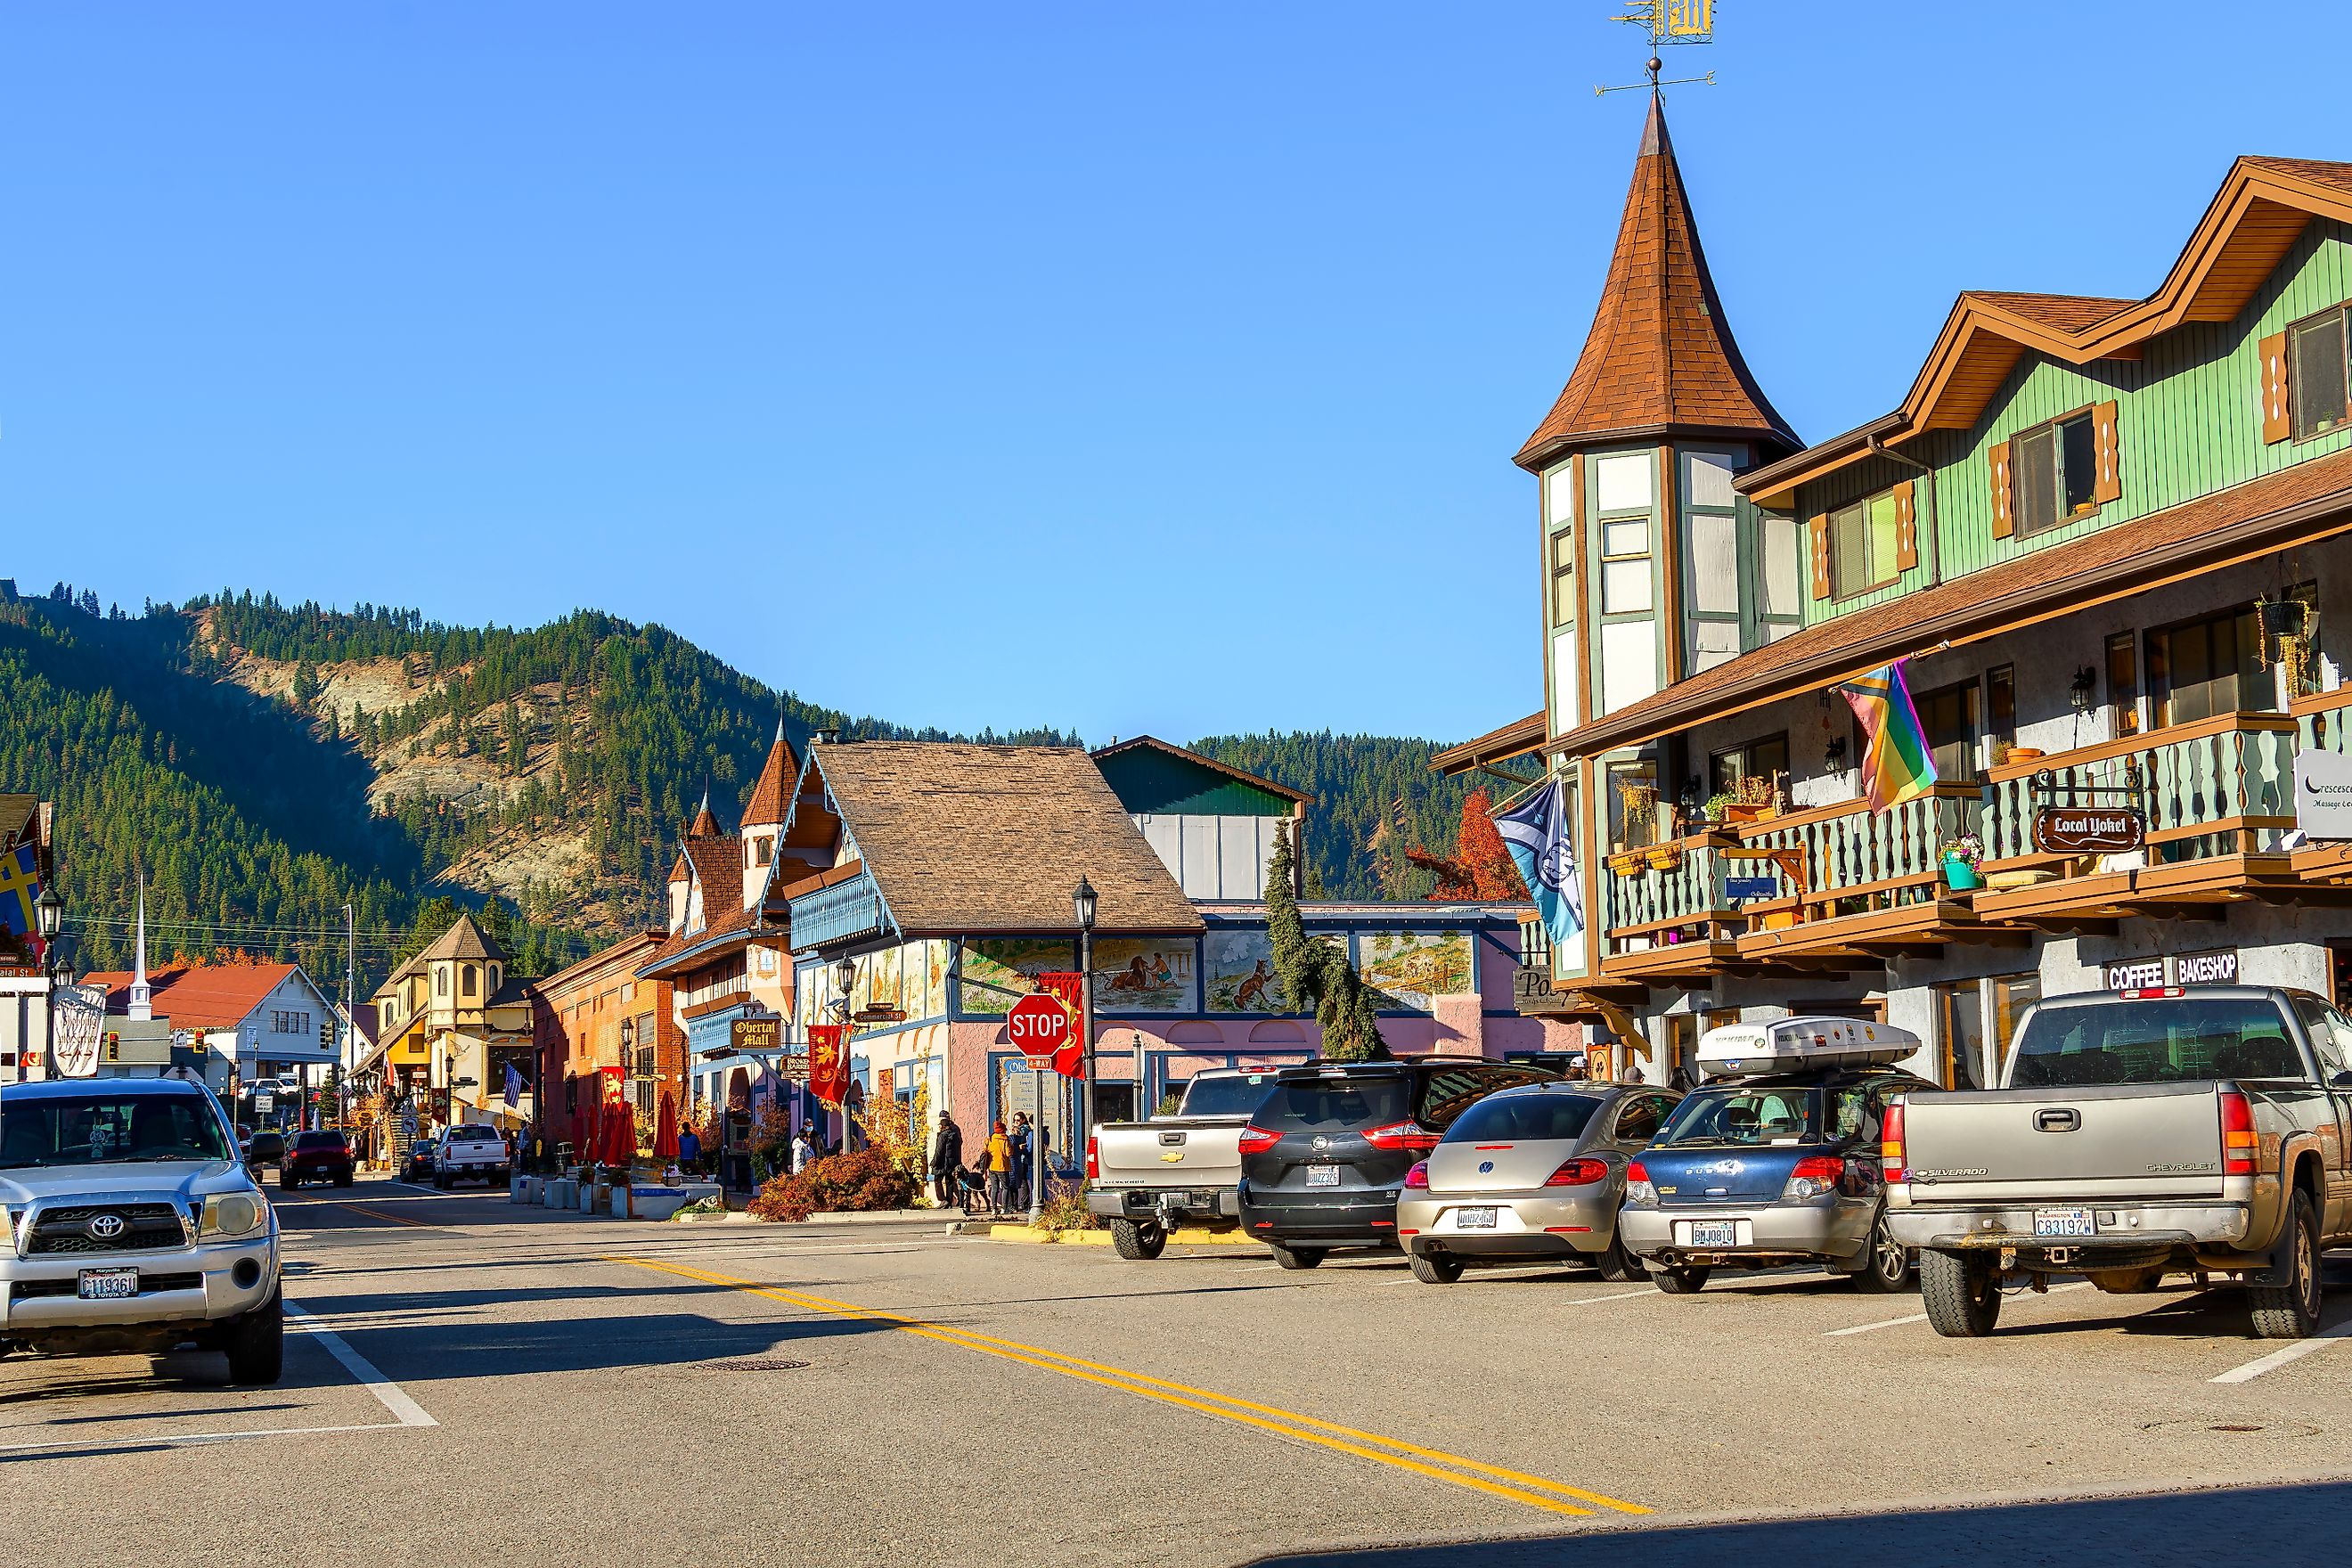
51, 984, 106, 1079
1035, 971, 1087, 1078
1836, 659, 1938, 813
807, 1023, 849, 1105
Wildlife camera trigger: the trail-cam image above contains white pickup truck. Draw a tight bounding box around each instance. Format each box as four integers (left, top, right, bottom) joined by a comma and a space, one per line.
431, 1123, 511, 1188
0, 1078, 282, 1384
1085, 1069, 1279, 1259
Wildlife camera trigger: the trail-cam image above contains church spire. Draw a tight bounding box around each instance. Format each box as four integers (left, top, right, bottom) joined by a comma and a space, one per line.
128, 879, 152, 1022
1515, 94, 1797, 473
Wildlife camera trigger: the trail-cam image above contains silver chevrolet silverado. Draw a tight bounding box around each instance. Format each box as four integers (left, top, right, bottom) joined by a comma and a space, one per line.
1085, 1069, 1279, 1259
1885, 985, 2352, 1340
0, 1078, 282, 1383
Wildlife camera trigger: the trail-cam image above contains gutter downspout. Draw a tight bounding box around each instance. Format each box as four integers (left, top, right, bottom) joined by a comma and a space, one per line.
1866, 434, 1939, 590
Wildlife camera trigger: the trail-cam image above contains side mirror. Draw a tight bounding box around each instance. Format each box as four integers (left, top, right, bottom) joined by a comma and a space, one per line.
2332, 1070, 2352, 1090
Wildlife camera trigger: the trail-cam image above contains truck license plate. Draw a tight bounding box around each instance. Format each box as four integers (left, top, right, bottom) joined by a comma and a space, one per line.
1454, 1206, 1498, 1229
2033, 1207, 2096, 1238
78, 1269, 139, 1301
1688, 1221, 1738, 1248
1306, 1165, 1340, 1188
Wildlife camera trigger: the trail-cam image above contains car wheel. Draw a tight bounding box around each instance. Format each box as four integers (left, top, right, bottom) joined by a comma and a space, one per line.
1920, 1249, 2002, 1337
1409, 1251, 1465, 1285
1850, 1212, 1914, 1293
2249, 1189, 2323, 1341
224, 1292, 283, 1386
1110, 1219, 1167, 1261
1651, 1264, 1710, 1294
1595, 1231, 1647, 1283
1269, 1243, 1325, 1270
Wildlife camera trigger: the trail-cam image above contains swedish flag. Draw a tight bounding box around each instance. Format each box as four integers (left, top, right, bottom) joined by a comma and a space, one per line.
0, 844, 39, 940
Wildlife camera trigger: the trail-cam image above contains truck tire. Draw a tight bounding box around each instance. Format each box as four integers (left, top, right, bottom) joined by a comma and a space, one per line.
1409, 1251, 1464, 1285
225, 1292, 284, 1386
1850, 1212, 1913, 1294
1269, 1243, 1325, 1271
1110, 1219, 1167, 1261
2249, 1189, 2322, 1341
1595, 1232, 1647, 1283
1921, 1249, 2002, 1337
1651, 1264, 1710, 1294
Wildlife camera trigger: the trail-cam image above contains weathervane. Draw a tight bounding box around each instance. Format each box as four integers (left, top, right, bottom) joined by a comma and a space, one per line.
1597, 0, 1718, 96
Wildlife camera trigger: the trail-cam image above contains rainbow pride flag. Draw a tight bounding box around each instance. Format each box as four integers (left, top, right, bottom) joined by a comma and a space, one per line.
1836, 658, 1938, 812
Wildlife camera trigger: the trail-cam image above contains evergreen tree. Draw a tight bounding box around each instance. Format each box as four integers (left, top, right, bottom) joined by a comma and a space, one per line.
1265, 820, 1387, 1062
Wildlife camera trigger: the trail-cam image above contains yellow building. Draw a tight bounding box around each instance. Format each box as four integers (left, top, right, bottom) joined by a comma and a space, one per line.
361, 915, 538, 1136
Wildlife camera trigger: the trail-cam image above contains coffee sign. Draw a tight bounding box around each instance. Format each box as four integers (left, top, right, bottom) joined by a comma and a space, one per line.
2033, 806, 2144, 855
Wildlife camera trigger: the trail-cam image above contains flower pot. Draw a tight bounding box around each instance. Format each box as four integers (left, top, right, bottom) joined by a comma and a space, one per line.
2005, 747, 2044, 764
2261, 600, 2308, 636
1645, 845, 1684, 870
1606, 851, 1645, 878
1720, 803, 1768, 825
1941, 853, 1982, 892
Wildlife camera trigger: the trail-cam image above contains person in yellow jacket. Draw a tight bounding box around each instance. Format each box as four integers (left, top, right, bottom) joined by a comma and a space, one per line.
984, 1120, 1013, 1215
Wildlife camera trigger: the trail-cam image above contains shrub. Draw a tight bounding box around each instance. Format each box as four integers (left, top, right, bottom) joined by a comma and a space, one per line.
747, 1147, 918, 1223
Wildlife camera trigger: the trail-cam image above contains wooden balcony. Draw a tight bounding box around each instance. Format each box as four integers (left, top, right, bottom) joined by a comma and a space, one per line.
1597, 836, 1743, 987
1728, 786, 2003, 966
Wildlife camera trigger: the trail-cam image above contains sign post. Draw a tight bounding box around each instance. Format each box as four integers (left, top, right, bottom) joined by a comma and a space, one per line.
1007, 992, 1073, 1228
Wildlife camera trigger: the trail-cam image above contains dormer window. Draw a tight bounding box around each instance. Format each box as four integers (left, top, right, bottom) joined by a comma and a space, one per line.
2291, 304, 2349, 441
2011, 411, 2097, 535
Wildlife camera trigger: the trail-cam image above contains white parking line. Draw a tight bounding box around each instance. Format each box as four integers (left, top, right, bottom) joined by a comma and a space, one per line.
1825, 1281, 2090, 1336
2209, 1319, 2352, 1384
0, 1420, 409, 1456
284, 1299, 437, 1427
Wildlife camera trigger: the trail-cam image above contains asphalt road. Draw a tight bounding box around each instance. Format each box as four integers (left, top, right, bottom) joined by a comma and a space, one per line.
7, 1177, 2352, 1567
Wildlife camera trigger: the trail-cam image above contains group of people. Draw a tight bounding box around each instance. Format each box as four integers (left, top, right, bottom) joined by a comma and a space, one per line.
927, 1112, 1052, 1216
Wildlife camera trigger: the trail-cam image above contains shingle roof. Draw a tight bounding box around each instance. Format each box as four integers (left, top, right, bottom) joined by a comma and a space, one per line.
1960, 291, 2138, 332
1556, 443, 2352, 759
808, 742, 1202, 935
1089, 735, 1314, 804
83, 962, 305, 1031
1515, 97, 1799, 473
682, 836, 742, 920
741, 725, 800, 828
1432, 713, 1547, 777
418, 913, 503, 965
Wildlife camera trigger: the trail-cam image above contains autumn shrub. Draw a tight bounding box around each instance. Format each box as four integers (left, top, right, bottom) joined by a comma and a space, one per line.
747, 1147, 918, 1222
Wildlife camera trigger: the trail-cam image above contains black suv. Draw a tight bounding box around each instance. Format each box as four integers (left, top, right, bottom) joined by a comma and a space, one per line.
1237, 1057, 1554, 1269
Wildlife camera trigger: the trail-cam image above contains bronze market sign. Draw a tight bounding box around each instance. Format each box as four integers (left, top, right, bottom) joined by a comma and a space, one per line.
2032, 806, 2144, 856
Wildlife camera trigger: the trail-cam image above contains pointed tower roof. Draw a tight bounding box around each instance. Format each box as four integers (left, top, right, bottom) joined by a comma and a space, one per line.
1515, 96, 1799, 473
740, 722, 799, 829
686, 788, 721, 838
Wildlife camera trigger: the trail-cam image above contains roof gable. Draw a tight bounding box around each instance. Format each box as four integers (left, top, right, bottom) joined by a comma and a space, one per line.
1090, 736, 1311, 816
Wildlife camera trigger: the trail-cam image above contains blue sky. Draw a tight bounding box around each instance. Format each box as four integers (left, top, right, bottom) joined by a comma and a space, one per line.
6, 4, 2349, 745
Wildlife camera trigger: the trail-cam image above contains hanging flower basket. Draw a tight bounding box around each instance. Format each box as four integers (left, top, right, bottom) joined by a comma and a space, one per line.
1644, 843, 1685, 871
1605, 849, 1646, 878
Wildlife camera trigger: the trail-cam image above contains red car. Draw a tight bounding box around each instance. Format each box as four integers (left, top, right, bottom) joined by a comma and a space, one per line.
282, 1130, 355, 1189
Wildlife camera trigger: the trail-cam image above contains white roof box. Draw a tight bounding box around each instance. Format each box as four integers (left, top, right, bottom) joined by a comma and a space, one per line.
1697, 1017, 1922, 1078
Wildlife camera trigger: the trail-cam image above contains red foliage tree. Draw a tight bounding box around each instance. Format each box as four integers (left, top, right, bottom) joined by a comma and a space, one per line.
1405, 789, 1527, 901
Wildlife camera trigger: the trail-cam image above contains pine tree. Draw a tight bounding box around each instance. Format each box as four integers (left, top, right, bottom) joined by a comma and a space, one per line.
290, 660, 319, 710
1266, 820, 1387, 1062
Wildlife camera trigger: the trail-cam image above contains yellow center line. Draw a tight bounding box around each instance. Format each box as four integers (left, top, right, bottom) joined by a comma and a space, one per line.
613, 1254, 1647, 1518
331, 1204, 437, 1229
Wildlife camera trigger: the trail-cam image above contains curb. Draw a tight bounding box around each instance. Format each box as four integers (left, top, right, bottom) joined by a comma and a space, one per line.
985, 1223, 1264, 1247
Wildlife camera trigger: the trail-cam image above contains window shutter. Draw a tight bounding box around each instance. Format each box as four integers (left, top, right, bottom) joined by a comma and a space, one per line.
1989, 440, 2013, 539
1808, 514, 1831, 600
2092, 400, 2122, 504
1892, 480, 1918, 571
2260, 331, 2291, 443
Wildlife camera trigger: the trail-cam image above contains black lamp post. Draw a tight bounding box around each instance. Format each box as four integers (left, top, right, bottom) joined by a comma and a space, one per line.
830, 953, 857, 1151
1072, 876, 1098, 1153
36, 885, 65, 1083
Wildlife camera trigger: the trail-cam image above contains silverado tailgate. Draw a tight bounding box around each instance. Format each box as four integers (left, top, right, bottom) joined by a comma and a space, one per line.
1901, 1082, 2225, 1204
1092, 1119, 1247, 1187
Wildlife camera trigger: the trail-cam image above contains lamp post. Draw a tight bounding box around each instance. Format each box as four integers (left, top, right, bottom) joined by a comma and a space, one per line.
1073, 875, 1098, 1152
35, 885, 66, 1084
831, 953, 857, 1153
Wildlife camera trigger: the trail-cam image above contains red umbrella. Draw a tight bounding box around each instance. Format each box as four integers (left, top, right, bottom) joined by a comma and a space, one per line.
654, 1092, 680, 1162
606, 1097, 635, 1169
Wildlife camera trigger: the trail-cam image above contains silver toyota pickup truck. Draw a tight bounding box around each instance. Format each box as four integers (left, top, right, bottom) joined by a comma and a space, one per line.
1085, 1068, 1278, 1259
0, 1079, 283, 1383
1886, 985, 2352, 1340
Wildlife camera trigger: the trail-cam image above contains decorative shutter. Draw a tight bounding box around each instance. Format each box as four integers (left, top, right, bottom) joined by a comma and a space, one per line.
2092, 400, 2122, 504
1989, 440, 2014, 540
1893, 480, 1918, 571
2259, 331, 2291, 443
1808, 513, 1832, 600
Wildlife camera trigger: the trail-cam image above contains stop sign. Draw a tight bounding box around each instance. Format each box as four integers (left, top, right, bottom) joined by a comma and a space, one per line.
1007, 992, 1072, 1067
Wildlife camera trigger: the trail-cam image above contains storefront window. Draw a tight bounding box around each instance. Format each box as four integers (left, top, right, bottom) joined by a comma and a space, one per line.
1934, 978, 1985, 1090
1991, 974, 2042, 1076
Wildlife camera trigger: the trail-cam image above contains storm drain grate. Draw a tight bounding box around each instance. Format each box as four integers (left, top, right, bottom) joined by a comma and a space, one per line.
694, 1357, 810, 1372
2142, 1417, 2318, 1439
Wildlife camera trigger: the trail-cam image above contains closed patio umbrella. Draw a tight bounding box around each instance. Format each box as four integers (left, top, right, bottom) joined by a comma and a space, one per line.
607, 1098, 635, 1169
654, 1092, 679, 1163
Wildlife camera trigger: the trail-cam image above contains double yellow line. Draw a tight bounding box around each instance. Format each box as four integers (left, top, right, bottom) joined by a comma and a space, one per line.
612, 1254, 1647, 1520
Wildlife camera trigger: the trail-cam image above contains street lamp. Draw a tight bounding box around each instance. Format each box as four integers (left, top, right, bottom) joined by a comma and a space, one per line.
35, 886, 65, 1083
829, 953, 858, 1151
1073, 876, 1098, 1154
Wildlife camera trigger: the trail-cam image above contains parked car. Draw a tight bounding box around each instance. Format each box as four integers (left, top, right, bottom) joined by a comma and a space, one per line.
1618, 1017, 1933, 1294
281, 1130, 355, 1189
0, 1079, 282, 1384
433, 1123, 510, 1188
242, 1129, 285, 1172
1394, 1081, 1680, 1284
1237, 1057, 1556, 1270
1888, 985, 2352, 1340
1087, 1068, 1281, 1259
403, 1135, 440, 1183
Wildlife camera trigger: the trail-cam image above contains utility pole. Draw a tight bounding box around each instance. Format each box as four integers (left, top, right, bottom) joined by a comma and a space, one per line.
342, 903, 355, 1136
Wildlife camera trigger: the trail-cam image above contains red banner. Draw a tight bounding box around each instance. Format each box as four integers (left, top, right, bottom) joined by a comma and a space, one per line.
1035, 971, 1087, 1079
807, 1023, 849, 1105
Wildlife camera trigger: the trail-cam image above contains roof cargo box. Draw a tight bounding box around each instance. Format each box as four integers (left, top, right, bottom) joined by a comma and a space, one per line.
1697, 1017, 1922, 1078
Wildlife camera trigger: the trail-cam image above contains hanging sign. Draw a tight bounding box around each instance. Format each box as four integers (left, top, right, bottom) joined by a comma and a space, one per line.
2033, 806, 2144, 855
807, 1023, 849, 1104
51, 984, 106, 1079
2295, 748, 2352, 841
1724, 877, 1780, 902
731, 1016, 780, 1052
1034, 971, 1087, 1078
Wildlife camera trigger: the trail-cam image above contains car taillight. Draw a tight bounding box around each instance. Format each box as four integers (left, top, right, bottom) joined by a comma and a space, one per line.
2220, 1090, 2258, 1176
1237, 1125, 1280, 1157
1363, 1121, 1440, 1153
1085, 1134, 1098, 1181
1403, 1159, 1430, 1190
1622, 1159, 1657, 1205
1544, 1157, 1610, 1187
1881, 1098, 1907, 1184
1782, 1155, 1846, 1202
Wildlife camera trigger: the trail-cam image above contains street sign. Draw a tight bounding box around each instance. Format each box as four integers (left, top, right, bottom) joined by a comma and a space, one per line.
255, 1093, 276, 1115
1007, 992, 1071, 1069
731, 1016, 780, 1052
50, 984, 105, 1079
2033, 805, 2144, 855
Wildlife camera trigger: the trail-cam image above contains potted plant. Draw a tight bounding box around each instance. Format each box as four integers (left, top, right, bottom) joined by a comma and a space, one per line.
2259, 594, 2309, 638
1606, 847, 1646, 878
1939, 832, 1985, 892
1703, 791, 1738, 826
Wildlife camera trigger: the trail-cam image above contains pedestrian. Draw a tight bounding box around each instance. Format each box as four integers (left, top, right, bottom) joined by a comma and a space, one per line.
984, 1119, 1012, 1215
790, 1122, 819, 1175
1669, 1061, 1696, 1092
678, 1123, 701, 1176
1008, 1112, 1034, 1212
929, 1115, 964, 1208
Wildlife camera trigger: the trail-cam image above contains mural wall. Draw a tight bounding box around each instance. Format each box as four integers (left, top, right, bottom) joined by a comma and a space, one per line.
957, 939, 1075, 1017
1358, 929, 1475, 1012
1088, 937, 1196, 1013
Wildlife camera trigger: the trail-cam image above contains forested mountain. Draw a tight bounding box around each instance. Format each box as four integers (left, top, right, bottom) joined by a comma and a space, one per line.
4, 582, 1497, 991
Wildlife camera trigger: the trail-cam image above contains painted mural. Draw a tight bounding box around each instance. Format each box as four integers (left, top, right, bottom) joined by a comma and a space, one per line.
1205, 930, 1286, 1013
1358, 929, 1474, 1012
920, 940, 950, 1021
1089, 938, 1196, 1013
958, 939, 1074, 1017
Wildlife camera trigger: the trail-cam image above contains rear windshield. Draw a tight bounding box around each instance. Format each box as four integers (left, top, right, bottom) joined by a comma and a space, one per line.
295, 1132, 347, 1150
0, 1093, 233, 1168
1256, 1077, 1409, 1131
1442, 1093, 1604, 1145
1656, 1085, 1821, 1147
2011, 998, 2305, 1086
450, 1125, 500, 1142
1178, 1074, 1278, 1118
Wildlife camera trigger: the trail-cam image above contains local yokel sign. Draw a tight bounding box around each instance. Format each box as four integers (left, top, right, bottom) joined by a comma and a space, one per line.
2294, 747, 2352, 840
2033, 806, 2144, 855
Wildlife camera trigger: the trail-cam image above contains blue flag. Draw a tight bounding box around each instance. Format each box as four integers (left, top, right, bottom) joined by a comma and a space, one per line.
503, 1062, 523, 1109
0, 844, 40, 940
1493, 780, 1584, 947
